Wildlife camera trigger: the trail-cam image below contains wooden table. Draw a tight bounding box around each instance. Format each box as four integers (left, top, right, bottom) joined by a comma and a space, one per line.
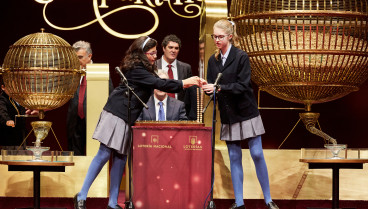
300, 159, 368, 209
0, 161, 74, 209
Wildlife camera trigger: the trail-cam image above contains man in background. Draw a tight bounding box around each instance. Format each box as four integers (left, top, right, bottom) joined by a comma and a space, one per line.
138, 71, 187, 121
67, 40, 113, 155
156, 34, 192, 102
0, 76, 26, 150
198, 39, 205, 79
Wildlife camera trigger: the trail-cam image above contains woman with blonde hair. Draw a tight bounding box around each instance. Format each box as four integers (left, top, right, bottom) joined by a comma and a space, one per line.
202, 19, 279, 209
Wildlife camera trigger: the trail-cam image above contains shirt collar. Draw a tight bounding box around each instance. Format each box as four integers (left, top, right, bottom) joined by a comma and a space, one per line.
221, 44, 232, 60
154, 95, 168, 107
161, 56, 177, 69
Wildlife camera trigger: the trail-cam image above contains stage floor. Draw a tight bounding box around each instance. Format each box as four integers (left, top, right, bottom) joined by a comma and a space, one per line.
1, 197, 368, 209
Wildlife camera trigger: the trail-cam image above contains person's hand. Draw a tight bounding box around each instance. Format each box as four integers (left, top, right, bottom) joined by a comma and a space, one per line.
183, 76, 200, 88
199, 78, 208, 86
6, 120, 15, 127
25, 108, 39, 115
202, 84, 216, 94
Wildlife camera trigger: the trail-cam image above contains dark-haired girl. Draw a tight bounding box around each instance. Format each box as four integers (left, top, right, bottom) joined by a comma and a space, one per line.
74, 36, 202, 209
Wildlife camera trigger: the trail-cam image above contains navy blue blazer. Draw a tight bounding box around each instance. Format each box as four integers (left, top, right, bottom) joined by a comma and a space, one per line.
137, 96, 187, 121
207, 46, 260, 124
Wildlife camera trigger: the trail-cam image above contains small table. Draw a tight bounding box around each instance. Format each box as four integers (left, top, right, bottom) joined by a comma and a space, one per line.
0, 161, 74, 209
300, 159, 368, 209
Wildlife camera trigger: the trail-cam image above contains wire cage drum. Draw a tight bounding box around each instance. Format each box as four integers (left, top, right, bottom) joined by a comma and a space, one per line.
230, 0, 368, 107
1, 30, 82, 112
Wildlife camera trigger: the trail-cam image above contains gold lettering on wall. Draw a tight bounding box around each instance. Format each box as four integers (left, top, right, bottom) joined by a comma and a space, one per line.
35, 0, 53, 3
36, 0, 202, 39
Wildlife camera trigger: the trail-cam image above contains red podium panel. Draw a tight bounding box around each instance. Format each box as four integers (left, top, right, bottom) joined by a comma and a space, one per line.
132, 125, 212, 209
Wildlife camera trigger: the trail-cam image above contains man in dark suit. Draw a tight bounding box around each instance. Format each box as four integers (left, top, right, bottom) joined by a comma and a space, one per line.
67, 40, 113, 156
155, 34, 192, 102
0, 76, 26, 150
137, 71, 187, 121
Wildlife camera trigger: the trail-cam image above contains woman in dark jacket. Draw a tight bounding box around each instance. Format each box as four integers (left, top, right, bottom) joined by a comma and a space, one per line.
74, 36, 201, 209
202, 19, 279, 209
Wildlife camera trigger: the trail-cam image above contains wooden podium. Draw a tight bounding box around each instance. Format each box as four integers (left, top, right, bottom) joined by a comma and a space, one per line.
132, 122, 212, 209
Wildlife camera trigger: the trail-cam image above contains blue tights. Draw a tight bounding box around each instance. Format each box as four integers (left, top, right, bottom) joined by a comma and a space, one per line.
226, 136, 272, 206
78, 143, 127, 208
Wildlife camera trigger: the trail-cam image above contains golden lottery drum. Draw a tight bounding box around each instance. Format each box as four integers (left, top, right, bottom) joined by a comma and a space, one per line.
1, 30, 82, 111
230, 0, 368, 107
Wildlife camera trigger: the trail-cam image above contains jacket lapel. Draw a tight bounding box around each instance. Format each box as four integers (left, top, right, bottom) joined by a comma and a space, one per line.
166, 97, 174, 121
177, 61, 184, 80
221, 46, 237, 72
215, 55, 223, 73
147, 97, 156, 120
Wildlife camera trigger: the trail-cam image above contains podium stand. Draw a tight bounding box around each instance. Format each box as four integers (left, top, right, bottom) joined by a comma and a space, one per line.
132, 124, 212, 209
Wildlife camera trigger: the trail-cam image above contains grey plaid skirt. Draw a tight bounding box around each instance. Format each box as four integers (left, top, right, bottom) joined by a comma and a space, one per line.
220, 115, 265, 141
92, 110, 131, 155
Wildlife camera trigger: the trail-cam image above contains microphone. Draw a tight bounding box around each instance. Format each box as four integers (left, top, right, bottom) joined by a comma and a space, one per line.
213, 73, 222, 90
115, 66, 129, 85
115, 66, 125, 79
202, 73, 222, 114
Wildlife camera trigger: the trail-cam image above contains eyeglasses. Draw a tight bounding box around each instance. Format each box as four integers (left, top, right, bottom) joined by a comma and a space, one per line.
145, 51, 157, 56
211, 34, 229, 41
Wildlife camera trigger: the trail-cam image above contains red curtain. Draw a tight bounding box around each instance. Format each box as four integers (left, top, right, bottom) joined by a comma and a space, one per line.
132, 126, 212, 209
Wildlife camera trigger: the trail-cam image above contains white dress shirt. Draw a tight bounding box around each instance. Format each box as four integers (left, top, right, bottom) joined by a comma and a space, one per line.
199, 60, 204, 79
154, 96, 168, 121
220, 44, 232, 66
160, 57, 179, 99
161, 57, 178, 80
80, 60, 93, 84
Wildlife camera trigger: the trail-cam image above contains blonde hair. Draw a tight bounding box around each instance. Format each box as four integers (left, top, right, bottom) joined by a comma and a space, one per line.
213, 19, 240, 59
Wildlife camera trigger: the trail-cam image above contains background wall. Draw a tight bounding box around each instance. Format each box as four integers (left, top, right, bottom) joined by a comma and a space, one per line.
1, 0, 368, 151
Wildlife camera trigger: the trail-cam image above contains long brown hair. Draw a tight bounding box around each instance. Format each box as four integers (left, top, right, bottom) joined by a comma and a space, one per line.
121, 36, 158, 73
213, 19, 240, 60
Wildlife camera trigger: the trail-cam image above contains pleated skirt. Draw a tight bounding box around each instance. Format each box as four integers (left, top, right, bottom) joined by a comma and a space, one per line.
92, 110, 131, 155
220, 115, 265, 141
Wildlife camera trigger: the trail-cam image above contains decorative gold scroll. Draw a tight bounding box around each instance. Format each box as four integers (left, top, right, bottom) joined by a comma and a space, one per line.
35, 0, 202, 39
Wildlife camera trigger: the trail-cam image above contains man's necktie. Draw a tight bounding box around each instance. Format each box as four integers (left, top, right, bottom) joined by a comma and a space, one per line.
158, 101, 165, 121
78, 76, 87, 119
167, 64, 175, 98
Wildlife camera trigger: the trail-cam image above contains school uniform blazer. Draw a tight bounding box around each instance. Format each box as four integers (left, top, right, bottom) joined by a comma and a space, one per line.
156, 58, 192, 101
137, 96, 187, 121
206, 46, 260, 124
103, 64, 183, 125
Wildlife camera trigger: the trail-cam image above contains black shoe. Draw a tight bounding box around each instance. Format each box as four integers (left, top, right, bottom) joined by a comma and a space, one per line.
266, 201, 279, 209
230, 203, 246, 209
73, 193, 86, 209
107, 205, 123, 209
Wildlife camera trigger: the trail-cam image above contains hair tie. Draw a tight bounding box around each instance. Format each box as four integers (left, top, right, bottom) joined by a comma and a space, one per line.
229, 20, 235, 26
142, 37, 151, 49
